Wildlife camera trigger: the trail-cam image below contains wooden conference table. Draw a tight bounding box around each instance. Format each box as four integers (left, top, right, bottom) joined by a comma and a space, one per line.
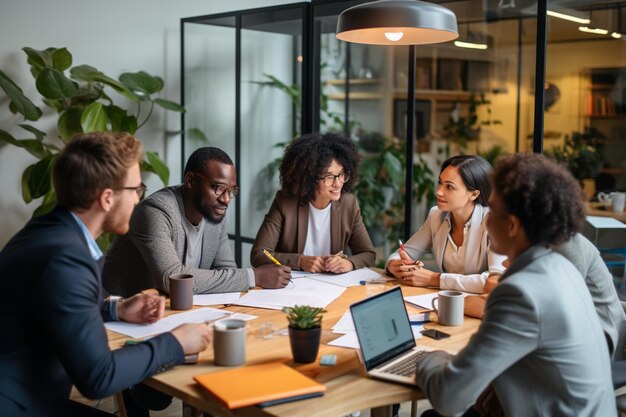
107, 278, 481, 417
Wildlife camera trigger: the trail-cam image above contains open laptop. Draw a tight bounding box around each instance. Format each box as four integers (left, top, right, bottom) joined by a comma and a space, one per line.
350, 286, 430, 385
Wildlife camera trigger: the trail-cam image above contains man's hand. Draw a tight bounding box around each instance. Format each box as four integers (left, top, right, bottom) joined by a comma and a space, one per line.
323, 255, 353, 273
298, 255, 325, 273
118, 293, 165, 324
171, 323, 213, 355
254, 264, 292, 288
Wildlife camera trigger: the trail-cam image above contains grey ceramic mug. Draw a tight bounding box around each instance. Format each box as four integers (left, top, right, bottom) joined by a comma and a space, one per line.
213, 319, 247, 366
431, 290, 464, 326
169, 274, 193, 310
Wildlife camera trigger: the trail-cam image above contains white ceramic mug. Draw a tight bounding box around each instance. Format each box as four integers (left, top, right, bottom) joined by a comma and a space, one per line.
611, 192, 626, 212
213, 319, 247, 366
598, 192, 612, 206
431, 290, 464, 326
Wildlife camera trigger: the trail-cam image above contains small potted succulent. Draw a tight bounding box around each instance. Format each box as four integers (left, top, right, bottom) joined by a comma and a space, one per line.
282, 305, 326, 364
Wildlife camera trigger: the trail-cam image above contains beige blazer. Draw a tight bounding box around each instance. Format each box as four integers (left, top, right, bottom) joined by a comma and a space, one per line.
251, 190, 376, 270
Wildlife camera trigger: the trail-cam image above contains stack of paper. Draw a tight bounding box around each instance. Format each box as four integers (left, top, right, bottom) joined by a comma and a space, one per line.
235, 278, 345, 310
290, 267, 387, 288
105, 307, 256, 338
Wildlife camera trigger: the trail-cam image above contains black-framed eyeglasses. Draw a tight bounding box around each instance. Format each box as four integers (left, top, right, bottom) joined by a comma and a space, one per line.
192, 171, 240, 199
319, 171, 350, 187
115, 182, 147, 199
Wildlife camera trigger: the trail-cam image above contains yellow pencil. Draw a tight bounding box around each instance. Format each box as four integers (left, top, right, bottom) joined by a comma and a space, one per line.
262, 249, 282, 266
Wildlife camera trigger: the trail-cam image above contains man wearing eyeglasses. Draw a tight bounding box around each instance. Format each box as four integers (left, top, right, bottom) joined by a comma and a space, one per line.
0, 132, 212, 417
103, 146, 291, 299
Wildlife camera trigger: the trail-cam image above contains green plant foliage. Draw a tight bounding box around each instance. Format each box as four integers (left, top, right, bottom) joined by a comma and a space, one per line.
0, 46, 201, 250
282, 305, 326, 330
545, 129, 604, 182
443, 94, 502, 149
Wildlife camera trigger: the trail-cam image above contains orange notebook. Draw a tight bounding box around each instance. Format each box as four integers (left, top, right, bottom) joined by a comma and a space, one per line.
194, 362, 326, 409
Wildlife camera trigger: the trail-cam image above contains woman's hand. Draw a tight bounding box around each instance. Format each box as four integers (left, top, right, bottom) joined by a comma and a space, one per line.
464, 294, 488, 319
324, 255, 353, 273
398, 267, 440, 287
298, 256, 325, 272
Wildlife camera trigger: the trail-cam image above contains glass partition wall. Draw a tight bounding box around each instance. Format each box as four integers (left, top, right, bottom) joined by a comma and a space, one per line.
182, 4, 309, 267
182, 1, 626, 288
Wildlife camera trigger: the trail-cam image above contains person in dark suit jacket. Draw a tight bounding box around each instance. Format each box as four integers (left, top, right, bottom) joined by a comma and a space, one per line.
0, 132, 212, 417
251, 133, 375, 272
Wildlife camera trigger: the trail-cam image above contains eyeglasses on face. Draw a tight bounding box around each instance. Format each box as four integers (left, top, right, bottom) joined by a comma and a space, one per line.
116, 182, 147, 199
319, 171, 350, 187
192, 171, 240, 199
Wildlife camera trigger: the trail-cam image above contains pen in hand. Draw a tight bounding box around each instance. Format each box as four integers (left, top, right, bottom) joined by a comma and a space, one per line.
262, 249, 282, 266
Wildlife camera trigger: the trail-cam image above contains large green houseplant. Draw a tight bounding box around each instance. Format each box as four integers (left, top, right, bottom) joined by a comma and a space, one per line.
0, 47, 201, 227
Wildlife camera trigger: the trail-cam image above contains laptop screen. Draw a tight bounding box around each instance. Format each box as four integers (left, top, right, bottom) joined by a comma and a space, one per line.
350, 286, 416, 371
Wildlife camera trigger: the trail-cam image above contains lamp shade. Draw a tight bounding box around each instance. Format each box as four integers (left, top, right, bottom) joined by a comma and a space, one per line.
336, 0, 458, 45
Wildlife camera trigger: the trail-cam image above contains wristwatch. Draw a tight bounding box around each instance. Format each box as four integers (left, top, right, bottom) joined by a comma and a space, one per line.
109, 295, 124, 321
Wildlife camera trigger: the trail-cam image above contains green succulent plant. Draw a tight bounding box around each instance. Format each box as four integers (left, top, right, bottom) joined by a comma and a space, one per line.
282, 305, 326, 330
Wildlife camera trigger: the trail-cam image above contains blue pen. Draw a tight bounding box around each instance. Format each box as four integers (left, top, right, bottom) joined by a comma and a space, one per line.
410, 320, 430, 325
359, 280, 366, 285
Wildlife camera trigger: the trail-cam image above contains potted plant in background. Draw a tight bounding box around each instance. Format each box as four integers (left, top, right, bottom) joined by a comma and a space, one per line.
0, 46, 206, 248
283, 305, 326, 364
442, 93, 501, 154
545, 129, 604, 200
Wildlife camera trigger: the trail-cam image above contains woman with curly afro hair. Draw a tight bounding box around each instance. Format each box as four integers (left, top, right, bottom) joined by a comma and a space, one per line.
251, 132, 375, 273
416, 153, 615, 417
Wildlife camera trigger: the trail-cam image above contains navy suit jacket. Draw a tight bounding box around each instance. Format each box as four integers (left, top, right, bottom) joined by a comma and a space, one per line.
0, 207, 184, 416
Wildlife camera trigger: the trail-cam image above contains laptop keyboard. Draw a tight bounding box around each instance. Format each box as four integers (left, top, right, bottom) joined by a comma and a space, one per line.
383, 350, 427, 377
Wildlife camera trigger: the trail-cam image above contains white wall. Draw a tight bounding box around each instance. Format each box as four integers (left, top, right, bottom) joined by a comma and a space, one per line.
0, 0, 302, 247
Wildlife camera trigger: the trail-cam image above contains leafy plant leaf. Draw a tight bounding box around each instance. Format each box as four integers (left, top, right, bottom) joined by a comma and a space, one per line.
185, 128, 208, 143
0, 70, 42, 121
58, 108, 83, 141
119, 71, 163, 97
81, 102, 107, 132
51, 48, 72, 72
154, 98, 185, 112
0, 129, 49, 159
23, 47, 51, 77
70, 65, 139, 101
144, 151, 170, 185
21, 156, 54, 203
19, 124, 46, 142
36, 68, 77, 99
32, 188, 57, 217
121, 115, 138, 134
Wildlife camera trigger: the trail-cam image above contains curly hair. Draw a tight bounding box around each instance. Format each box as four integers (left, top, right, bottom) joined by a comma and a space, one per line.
441, 155, 492, 207
493, 153, 584, 248
280, 133, 360, 205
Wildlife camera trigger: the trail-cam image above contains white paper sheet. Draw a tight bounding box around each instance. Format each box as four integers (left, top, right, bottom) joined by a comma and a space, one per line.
234, 278, 346, 310
193, 292, 241, 306
331, 310, 354, 334
404, 293, 439, 310
586, 216, 626, 229
307, 268, 385, 287
105, 307, 256, 338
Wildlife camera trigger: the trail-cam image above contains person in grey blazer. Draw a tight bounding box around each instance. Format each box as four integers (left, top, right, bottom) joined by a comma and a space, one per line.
416, 153, 616, 417
103, 147, 291, 298
465, 232, 626, 360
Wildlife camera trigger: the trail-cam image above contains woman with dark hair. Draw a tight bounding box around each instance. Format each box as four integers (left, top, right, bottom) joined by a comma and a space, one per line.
416, 153, 615, 417
386, 155, 505, 293
251, 133, 375, 273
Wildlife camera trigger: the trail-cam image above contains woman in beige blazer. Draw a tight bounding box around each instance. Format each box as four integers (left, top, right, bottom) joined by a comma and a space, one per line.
251, 133, 375, 273
387, 155, 506, 293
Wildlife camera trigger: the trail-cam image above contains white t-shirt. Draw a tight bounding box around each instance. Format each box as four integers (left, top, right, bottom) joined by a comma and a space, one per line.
303, 202, 332, 256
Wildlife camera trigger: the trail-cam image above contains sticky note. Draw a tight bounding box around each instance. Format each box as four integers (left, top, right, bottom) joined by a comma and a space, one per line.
320, 354, 337, 366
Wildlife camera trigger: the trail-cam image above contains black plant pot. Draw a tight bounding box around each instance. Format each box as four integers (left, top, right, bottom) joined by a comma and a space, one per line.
288, 326, 321, 364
